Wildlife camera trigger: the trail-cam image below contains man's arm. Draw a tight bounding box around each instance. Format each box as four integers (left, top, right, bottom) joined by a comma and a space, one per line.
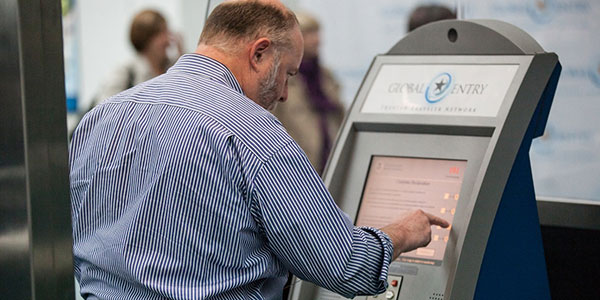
251, 141, 448, 297
380, 210, 450, 259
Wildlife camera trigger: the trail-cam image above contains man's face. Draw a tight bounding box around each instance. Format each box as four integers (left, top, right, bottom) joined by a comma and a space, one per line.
257, 54, 281, 110
254, 27, 303, 111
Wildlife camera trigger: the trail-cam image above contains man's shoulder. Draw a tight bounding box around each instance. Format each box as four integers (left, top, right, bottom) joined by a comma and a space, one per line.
156, 71, 296, 163
91, 67, 297, 165
219, 105, 295, 163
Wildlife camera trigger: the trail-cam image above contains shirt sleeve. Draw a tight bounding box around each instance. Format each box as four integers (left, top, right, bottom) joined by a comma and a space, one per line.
251, 141, 394, 298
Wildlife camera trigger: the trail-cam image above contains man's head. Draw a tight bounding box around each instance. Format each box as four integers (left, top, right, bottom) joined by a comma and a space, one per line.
196, 0, 303, 110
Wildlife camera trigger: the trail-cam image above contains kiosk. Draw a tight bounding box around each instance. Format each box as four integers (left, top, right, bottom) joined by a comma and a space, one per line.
288, 20, 561, 300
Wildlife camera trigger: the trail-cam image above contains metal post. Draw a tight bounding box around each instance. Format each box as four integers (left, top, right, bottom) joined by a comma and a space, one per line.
0, 0, 74, 299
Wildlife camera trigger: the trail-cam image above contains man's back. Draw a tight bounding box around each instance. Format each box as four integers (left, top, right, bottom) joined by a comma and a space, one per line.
71, 55, 295, 299
71, 54, 394, 300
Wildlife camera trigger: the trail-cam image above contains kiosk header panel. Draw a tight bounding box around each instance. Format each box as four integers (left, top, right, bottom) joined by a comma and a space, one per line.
361, 64, 519, 117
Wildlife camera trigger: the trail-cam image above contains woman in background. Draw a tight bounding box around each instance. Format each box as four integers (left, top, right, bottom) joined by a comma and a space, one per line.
93, 9, 183, 106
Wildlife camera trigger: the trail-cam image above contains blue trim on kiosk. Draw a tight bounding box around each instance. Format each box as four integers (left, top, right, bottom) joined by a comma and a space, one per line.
475, 64, 561, 300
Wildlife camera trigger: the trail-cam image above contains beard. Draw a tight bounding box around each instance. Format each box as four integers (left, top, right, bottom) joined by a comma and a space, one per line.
257, 54, 281, 110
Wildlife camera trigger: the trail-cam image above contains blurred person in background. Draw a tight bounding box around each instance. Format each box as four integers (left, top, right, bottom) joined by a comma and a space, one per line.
92, 9, 184, 107
408, 4, 457, 32
272, 11, 345, 175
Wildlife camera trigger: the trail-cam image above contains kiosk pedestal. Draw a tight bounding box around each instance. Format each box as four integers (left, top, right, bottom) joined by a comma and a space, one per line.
288, 20, 560, 300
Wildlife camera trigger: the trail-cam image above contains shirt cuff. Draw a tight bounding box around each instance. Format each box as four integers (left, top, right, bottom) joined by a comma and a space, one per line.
359, 226, 394, 291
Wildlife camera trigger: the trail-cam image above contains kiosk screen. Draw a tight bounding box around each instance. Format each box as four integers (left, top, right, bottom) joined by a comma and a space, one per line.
356, 156, 467, 266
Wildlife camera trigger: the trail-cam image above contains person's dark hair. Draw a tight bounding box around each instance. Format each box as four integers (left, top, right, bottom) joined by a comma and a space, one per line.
199, 1, 298, 52
130, 9, 167, 53
408, 5, 456, 32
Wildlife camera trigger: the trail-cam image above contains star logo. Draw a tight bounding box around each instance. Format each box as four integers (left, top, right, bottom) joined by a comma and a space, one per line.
435, 79, 447, 93
425, 73, 453, 103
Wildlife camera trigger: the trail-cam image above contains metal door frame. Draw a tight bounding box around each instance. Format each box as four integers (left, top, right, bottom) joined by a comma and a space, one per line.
0, 0, 74, 299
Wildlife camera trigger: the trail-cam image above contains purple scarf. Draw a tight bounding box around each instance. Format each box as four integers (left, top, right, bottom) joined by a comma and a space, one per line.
299, 57, 339, 173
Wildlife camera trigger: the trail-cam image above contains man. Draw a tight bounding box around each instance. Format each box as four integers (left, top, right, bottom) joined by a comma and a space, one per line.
70, 1, 448, 299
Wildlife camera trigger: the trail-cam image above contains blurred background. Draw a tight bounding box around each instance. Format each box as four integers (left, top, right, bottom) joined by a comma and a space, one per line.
63, 0, 600, 204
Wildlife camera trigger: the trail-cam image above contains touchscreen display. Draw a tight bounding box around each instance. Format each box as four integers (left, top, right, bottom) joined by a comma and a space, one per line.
355, 156, 467, 266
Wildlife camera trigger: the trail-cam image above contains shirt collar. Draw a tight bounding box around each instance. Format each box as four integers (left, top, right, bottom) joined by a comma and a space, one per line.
168, 53, 244, 95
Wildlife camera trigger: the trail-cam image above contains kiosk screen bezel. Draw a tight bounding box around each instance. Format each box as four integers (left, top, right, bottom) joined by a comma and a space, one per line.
355, 155, 468, 266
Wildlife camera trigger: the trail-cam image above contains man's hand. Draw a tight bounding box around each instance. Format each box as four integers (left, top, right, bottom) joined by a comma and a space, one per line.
380, 210, 450, 260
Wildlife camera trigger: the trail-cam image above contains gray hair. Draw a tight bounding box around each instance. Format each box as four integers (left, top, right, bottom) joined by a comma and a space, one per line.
199, 1, 298, 53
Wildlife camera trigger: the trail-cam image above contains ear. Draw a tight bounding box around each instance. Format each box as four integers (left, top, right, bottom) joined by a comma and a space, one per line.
249, 38, 272, 72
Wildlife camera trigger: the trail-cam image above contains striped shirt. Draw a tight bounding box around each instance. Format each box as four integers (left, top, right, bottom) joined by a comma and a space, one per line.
70, 54, 393, 300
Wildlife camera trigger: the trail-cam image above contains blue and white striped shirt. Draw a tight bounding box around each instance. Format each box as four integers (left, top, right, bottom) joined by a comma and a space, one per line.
70, 54, 393, 300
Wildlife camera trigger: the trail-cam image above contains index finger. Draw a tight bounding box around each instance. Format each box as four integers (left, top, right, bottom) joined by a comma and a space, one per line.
424, 212, 450, 228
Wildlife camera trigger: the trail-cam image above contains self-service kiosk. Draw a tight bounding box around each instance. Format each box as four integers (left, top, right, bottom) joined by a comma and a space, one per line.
288, 20, 561, 300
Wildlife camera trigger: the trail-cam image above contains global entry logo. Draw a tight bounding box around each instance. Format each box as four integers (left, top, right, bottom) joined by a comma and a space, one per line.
425, 73, 453, 103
